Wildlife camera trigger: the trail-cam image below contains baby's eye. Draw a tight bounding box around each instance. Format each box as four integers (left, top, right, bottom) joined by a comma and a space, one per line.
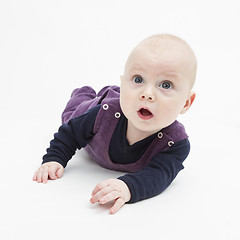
159, 81, 172, 89
133, 76, 143, 84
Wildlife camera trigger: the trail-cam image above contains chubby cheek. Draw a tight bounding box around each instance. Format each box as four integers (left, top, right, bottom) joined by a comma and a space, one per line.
155, 110, 174, 129
156, 100, 184, 127
120, 89, 135, 115
120, 95, 129, 119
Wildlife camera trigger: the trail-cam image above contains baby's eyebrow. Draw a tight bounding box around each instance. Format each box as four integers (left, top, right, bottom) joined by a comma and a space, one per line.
129, 66, 179, 79
129, 65, 144, 71
162, 71, 178, 78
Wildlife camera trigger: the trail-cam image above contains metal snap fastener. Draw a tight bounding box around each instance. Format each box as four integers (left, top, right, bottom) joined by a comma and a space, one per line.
168, 141, 174, 147
157, 132, 163, 138
103, 104, 109, 110
115, 112, 121, 118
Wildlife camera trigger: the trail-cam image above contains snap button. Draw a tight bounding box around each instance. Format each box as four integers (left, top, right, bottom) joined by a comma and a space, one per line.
115, 112, 121, 118
103, 104, 109, 110
168, 141, 174, 147
157, 132, 163, 139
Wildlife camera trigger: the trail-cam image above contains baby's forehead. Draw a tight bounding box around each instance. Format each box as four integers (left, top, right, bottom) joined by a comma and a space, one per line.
128, 36, 196, 68
127, 42, 190, 71
124, 36, 197, 88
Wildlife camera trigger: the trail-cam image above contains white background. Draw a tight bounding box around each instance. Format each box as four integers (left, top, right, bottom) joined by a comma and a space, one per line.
0, 0, 240, 239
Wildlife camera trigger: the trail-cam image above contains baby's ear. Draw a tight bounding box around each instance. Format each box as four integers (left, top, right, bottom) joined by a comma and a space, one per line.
180, 92, 196, 114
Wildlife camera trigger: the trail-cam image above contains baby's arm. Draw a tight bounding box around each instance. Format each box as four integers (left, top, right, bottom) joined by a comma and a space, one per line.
90, 139, 190, 213
32, 122, 81, 184
33, 162, 64, 183
119, 139, 190, 203
33, 105, 100, 184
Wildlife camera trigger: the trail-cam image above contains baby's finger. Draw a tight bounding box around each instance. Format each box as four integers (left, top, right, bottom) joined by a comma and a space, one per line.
91, 186, 113, 204
42, 167, 49, 183
36, 168, 43, 183
56, 167, 64, 179
91, 180, 110, 197
99, 191, 119, 204
48, 166, 58, 180
33, 171, 38, 181
110, 198, 125, 214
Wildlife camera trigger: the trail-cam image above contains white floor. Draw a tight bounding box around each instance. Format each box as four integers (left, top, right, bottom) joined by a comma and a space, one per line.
1, 1, 240, 239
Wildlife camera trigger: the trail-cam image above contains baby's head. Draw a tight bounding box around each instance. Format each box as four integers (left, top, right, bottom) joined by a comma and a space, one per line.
120, 34, 197, 136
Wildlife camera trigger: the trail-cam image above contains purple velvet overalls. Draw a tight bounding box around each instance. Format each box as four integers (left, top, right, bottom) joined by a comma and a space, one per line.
62, 86, 188, 173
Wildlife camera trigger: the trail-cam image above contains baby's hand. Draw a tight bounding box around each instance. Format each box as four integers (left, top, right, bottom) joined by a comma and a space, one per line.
90, 179, 131, 214
33, 162, 64, 184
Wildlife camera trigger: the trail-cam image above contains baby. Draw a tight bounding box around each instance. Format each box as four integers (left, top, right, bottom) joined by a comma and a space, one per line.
33, 34, 197, 214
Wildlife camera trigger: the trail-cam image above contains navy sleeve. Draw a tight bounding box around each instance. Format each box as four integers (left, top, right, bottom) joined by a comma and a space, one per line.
42, 105, 101, 168
118, 139, 190, 203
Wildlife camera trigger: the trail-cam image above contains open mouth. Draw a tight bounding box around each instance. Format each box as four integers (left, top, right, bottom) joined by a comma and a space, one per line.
137, 108, 153, 120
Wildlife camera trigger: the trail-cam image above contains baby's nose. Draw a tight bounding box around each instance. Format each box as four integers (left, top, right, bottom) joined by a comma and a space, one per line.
140, 88, 155, 101
140, 95, 154, 101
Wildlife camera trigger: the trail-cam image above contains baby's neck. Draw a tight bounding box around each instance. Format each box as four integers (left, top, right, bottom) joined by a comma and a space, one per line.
126, 121, 158, 145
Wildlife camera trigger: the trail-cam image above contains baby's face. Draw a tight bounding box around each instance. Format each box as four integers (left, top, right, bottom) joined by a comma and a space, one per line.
120, 37, 196, 136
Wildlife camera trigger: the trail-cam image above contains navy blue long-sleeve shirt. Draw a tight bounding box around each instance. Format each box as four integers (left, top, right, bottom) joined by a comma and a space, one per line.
43, 105, 190, 203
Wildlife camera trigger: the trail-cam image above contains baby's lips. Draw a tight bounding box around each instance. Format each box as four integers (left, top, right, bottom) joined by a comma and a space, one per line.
138, 107, 153, 116
137, 107, 154, 120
